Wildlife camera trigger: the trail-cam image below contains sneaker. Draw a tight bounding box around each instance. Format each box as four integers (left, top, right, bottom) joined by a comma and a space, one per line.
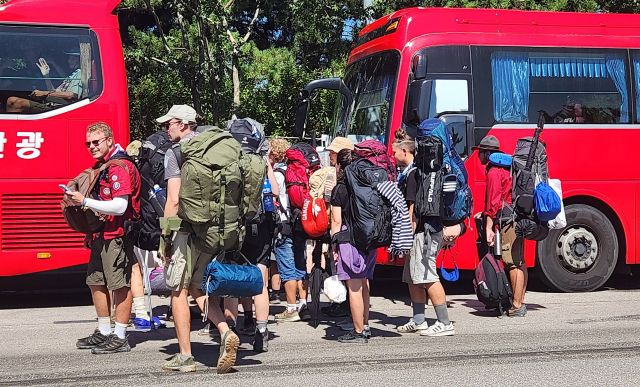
162, 353, 196, 372
269, 291, 281, 305
253, 327, 269, 352
298, 304, 311, 321
275, 309, 300, 322
337, 330, 368, 343
91, 334, 131, 354
239, 317, 256, 335
420, 321, 455, 337
508, 304, 527, 318
217, 330, 239, 374
133, 316, 165, 331
76, 330, 109, 349
363, 325, 372, 339
396, 319, 429, 333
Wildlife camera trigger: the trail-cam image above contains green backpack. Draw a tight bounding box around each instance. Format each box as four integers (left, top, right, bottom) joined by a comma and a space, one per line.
178, 127, 265, 255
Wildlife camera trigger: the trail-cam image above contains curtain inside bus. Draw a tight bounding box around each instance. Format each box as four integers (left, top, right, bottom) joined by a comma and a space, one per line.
491, 52, 629, 123
634, 56, 640, 122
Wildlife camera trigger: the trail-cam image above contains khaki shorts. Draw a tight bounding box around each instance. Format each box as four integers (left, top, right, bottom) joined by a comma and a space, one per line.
86, 236, 134, 291
403, 229, 443, 285
164, 231, 213, 292
500, 224, 524, 269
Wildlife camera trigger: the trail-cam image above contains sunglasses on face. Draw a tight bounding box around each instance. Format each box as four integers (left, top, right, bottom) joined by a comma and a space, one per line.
85, 137, 109, 148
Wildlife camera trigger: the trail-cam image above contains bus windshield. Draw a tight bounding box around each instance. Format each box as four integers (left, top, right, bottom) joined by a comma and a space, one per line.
333, 51, 399, 144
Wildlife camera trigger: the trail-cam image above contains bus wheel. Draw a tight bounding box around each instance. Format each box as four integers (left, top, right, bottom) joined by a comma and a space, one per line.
536, 204, 618, 292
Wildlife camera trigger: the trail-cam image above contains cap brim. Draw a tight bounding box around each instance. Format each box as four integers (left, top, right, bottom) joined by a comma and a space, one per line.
156, 114, 173, 123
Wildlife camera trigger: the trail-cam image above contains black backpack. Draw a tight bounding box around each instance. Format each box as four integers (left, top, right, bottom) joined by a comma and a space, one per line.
413, 135, 444, 219
227, 117, 266, 155
130, 131, 173, 251
345, 158, 392, 251
290, 142, 320, 170
473, 253, 513, 315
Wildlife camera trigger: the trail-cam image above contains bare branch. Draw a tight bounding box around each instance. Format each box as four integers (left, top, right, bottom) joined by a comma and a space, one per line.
241, 5, 261, 44
224, 0, 235, 12
151, 57, 169, 66
144, 0, 171, 53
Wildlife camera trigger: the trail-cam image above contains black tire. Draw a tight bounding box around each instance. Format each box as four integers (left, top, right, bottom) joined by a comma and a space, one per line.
536, 204, 618, 292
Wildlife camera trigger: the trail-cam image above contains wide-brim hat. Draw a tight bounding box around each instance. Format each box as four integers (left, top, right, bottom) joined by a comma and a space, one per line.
472, 135, 500, 152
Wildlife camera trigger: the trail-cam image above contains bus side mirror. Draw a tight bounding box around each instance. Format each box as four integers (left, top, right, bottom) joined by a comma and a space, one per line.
406, 79, 432, 125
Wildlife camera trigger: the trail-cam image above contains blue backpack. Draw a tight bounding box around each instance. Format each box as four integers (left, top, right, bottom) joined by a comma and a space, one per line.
417, 119, 472, 225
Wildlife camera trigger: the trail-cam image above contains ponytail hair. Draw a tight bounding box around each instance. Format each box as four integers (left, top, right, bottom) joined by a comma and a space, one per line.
392, 127, 415, 155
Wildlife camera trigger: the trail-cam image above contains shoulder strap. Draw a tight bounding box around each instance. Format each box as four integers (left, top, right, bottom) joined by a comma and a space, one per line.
172, 143, 183, 169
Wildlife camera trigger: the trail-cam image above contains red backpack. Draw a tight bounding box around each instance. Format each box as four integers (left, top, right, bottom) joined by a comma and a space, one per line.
354, 139, 396, 181
284, 143, 320, 210
301, 197, 329, 238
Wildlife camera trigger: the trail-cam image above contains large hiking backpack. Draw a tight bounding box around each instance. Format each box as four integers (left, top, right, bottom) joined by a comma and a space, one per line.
178, 128, 265, 254
473, 253, 513, 315
353, 139, 396, 181
345, 158, 392, 251
512, 137, 549, 219
301, 166, 334, 238
284, 143, 320, 211
227, 117, 267, 155
130, 131, 173, 250
415, 118, 472, 225
61, 159, 132, 234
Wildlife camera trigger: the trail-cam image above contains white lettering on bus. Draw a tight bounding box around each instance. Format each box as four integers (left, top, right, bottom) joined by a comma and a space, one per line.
0, 132, 6, 159
16, 132, 44, 160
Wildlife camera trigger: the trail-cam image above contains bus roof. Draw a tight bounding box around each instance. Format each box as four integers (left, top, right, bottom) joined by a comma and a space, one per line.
0, 0, 120, 28
352, 7, 640, 63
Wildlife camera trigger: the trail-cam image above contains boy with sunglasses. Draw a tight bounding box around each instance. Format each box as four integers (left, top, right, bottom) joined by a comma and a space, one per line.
65, 121, 141, 354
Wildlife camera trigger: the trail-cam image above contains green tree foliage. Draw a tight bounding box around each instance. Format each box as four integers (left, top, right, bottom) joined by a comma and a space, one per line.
118, 0, 639, 140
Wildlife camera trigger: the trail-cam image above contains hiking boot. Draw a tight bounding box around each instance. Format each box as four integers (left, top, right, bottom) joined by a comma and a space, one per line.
162, 353, 196, 372
217, 330, 239, 374
239, 317, 256, 335
298, 304, 311, 321
420, 321, 455, 337
91, 334, 131, 354
337, 330, 368, 343
275, 309, 300, 322
133, 316, 165, 331
396, 319, 429, 333
508, 304, 527, 318
76, 330, 109, 349
253, 327, 269, 352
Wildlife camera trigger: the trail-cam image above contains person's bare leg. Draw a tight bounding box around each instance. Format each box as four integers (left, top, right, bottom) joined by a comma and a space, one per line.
254, 265, 269, 323
298, 279, 308, 302
408, 283, 427, 304
522, 266, 528, 304
241, 297, 253, 320
284, 280, 298, 305
6, 96, 30, 113
508, 269, 523, 309
362, 279, 371, 326
131, 263, 144, 298
346, 279, 364, 333
171, 289, 192, 355
425, 282, 446, 306
89, 285, 111, 318
223, 297, 238, 325
113, 287, 132, 324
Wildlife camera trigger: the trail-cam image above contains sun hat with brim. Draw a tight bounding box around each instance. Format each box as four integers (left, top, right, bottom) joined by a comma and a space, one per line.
326, 136, 354, 153
472, 135, 500, 152
156, 104, 197, 124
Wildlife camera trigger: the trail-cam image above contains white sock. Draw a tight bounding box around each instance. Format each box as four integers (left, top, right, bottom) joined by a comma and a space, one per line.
287, 304, 297, 312
98, 317, 111, 336
114, 322, 128, 339
364, 324, 370, 330
133, 297, 148, 320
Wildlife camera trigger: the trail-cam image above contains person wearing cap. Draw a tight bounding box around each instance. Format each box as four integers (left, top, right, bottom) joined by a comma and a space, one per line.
475, 135, 526, 317
157, 105, 239, 373
7, 48, 83, 113
326, 136, 354, 168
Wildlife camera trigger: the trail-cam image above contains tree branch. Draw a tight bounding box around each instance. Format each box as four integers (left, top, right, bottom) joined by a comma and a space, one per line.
241, 4, 261, 44
144, 0, 171, 53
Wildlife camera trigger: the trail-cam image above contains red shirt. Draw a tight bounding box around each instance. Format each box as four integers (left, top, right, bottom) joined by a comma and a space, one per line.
483, 165, 512, 220
96, 148, 141, 240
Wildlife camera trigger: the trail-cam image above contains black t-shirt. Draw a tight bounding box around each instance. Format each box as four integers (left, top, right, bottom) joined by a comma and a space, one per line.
404, 169, 443, 234
330, 182, 350, 226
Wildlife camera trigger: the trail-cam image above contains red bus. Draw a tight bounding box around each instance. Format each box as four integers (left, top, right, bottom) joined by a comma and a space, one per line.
0, 0, 126, 284
295, 7, 640, 292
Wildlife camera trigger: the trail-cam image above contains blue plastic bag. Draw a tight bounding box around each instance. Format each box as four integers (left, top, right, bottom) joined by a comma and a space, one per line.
202, 259, 263, 297
534, 182, 562, 221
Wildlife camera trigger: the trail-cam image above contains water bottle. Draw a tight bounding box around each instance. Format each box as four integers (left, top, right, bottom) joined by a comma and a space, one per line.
494, 227, 502, 256
262, 178, 274, 212
149, 184, 166, 216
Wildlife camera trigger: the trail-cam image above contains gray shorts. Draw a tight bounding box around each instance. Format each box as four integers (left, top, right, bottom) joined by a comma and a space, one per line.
165, 231, 213, 292
403, 229, 443, 285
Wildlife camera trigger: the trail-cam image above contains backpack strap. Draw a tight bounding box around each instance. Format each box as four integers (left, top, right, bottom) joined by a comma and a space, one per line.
172, 143, 183, 169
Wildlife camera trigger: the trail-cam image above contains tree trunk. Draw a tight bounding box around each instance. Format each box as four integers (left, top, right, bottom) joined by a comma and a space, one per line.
232, 50, 240, 112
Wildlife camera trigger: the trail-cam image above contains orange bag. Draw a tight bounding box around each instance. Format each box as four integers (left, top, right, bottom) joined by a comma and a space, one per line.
301, 197, 329, 238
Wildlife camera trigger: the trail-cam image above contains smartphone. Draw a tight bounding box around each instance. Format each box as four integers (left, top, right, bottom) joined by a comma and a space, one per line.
58, 184, 71, 193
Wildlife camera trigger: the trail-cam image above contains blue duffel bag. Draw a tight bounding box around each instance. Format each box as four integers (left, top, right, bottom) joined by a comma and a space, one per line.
202, 253, 263, 297
534, 181, 562, 222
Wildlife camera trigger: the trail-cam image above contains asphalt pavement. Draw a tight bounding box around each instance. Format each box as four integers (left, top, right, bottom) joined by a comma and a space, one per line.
1, 276, 640, 386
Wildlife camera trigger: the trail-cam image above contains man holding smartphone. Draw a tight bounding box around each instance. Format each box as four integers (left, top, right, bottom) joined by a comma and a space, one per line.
65, 121, 141, 354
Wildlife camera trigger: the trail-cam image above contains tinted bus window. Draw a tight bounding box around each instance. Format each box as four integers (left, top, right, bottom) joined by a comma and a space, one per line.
473, 46, 630, 126
633, 52, 640, 122
0, 25, 102, 115
423, 45, 471, 75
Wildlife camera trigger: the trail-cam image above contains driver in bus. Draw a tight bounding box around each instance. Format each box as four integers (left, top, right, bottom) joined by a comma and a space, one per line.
5, 47, 82, 114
